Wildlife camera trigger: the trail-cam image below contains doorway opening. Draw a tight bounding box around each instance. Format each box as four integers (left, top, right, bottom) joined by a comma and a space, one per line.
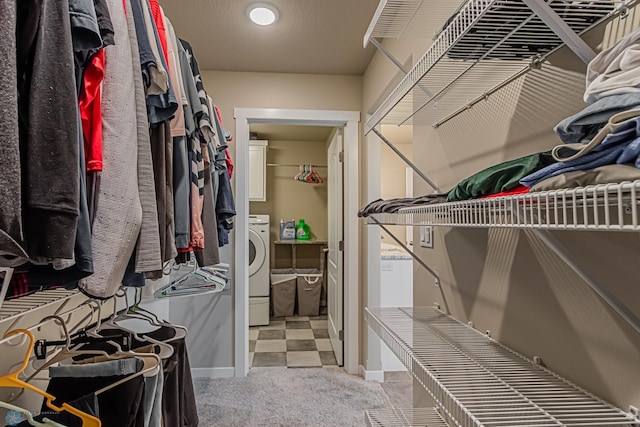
247, 124, 337, 369
234, 108, 360, 377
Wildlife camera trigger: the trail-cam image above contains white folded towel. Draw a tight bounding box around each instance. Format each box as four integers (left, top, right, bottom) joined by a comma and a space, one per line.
585, 27, 640, 104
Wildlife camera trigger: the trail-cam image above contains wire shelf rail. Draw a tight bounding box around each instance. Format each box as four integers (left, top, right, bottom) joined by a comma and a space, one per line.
363, 0, 632, 133
366, 407, 451, 426
365, 307, 639, 426
365, 180, 640, 231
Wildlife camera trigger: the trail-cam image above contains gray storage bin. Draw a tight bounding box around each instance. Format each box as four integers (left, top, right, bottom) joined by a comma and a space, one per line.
270, 269, 297, 317
296, 268, 322, 316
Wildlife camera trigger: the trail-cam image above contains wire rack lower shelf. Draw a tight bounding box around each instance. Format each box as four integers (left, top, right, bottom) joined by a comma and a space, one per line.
365, 307, 639, 426
366, 407, 450, 427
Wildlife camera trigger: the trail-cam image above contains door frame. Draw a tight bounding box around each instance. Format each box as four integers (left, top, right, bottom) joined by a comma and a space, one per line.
234, 108, 360, 377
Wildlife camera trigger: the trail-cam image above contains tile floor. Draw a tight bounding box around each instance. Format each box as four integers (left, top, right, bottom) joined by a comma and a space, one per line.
249, 314, 338, 368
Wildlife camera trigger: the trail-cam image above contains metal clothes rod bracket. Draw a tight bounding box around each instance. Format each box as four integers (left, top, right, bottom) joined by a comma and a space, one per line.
533, 229, 640, 335
371, 127, 441, 193
522, 0, 597, 64
371, 217, 450, 315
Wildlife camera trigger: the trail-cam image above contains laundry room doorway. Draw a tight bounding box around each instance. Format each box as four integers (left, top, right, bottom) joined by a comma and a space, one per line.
235, 108, 360, 377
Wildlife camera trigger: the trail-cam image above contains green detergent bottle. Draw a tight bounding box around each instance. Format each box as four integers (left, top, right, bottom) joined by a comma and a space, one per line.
295, 219, 311, 240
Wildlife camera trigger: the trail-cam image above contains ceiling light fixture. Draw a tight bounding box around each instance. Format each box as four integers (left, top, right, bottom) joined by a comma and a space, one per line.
247, 3, 279, 26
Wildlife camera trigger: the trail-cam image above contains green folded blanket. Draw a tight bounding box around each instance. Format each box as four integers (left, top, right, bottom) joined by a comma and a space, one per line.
447, 151, 555, 202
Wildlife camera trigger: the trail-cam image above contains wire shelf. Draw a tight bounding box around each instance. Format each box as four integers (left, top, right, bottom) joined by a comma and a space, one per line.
364, 0, 631, 133
363, 0, 465, 45
365, 180, 640, 231
366, 407, 451, 426
0, 289, 79, 322
365, 307, 639, 426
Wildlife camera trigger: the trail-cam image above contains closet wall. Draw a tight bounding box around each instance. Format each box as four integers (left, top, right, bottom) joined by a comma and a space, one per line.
363, 6, 640, 411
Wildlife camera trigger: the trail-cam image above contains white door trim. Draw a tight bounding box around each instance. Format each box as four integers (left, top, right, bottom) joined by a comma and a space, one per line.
234, 108, 361, 377
365, 126, 382, 377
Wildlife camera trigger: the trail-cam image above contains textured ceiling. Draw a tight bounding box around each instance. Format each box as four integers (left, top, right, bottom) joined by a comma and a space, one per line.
158, 0, 379, 75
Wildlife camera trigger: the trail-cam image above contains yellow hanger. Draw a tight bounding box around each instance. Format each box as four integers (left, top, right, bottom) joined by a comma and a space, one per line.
0, 329, 102, 427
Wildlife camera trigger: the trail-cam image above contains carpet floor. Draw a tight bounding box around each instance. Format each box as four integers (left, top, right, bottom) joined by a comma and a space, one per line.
194, 367, 392, 426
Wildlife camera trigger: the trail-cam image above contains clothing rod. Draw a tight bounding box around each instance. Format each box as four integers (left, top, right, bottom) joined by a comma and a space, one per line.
266, 163, 327, 168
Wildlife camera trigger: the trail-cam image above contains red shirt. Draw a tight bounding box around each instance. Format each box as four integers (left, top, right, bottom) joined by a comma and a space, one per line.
79, 49, 106, 172
148, 0, 170, 71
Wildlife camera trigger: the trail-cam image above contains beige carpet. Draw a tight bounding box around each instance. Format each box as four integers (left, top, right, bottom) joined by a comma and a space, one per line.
194, 367, 392, 426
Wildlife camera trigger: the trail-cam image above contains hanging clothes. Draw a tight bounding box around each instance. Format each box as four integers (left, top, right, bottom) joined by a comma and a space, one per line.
18, 0, 80, 263
79, 0, 143, 298
0, 0, 27, 267
126, 0, 163, 276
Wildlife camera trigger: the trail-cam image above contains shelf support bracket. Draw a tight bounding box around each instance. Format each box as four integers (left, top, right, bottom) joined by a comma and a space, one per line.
371, 217, 450, 314
532, 230, 640, 335
369, 38, 434, 99
371, 128, 441, 193
522, 0, 597, 64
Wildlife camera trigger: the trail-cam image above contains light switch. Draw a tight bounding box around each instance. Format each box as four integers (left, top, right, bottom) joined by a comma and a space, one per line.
419, 226, 433, 248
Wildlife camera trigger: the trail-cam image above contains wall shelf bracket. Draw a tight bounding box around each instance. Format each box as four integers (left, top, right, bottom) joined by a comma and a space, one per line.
371, 217, 450, 314
369, 38, 435, 99
371, 127, 441, 193
522, 0, 597, 64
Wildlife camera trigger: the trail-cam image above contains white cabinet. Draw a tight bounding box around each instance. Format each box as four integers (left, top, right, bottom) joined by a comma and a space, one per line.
248, 140, 268, 201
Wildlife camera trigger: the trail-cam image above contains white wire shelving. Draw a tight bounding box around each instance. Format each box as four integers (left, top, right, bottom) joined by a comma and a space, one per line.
363, 0, 465, 45
0, 288, 79, 323
366, 407, 450, 426
363, 0, 632, 133
366, 180, 640, 231
366, 306, 639, 426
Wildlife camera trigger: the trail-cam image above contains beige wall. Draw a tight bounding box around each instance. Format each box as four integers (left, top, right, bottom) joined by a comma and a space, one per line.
402, 15, 640, 411
249, 138, 329, 268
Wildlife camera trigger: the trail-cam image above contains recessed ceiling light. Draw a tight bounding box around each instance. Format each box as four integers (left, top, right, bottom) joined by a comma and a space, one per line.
247, 3, 279, 26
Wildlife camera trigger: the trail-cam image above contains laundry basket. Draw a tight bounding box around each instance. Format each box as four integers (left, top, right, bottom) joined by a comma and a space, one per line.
295, 268, 323, 316
270, 269, 297, 317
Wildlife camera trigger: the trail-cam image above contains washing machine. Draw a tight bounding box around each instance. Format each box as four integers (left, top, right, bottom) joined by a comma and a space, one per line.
249, 215, 270, 326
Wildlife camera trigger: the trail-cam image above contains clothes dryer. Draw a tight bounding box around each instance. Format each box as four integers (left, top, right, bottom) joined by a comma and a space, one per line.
249, 215, 270, 325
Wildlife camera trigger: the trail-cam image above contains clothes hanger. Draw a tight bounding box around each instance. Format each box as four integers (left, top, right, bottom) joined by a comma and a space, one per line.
24, 315, 141, 384
111, 289, 187, 342
307, 165, 320, 183
153, 255, 227, 299
96, 291, 174, 359
127, 287, 188, 337
294, 165, 303, 181
0, 401, 66, 427
312, 165, 324, 184
0, 329, 102, 427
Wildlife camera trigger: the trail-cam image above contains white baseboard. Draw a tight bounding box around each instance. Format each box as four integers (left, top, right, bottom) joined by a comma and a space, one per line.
359, 365, 385, 382
191, 367, 235, 379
